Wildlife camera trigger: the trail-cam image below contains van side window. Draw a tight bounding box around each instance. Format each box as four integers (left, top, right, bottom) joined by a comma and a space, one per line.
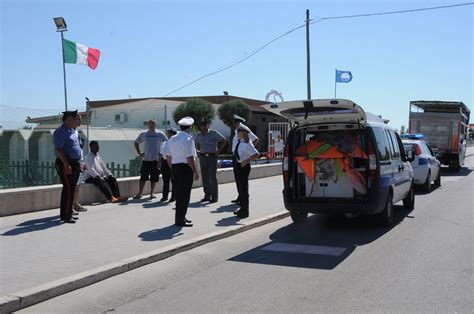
384, 130, 395, 158
371, 127, 390, 161
394, 132, 407, 161
388, 130, 400, 158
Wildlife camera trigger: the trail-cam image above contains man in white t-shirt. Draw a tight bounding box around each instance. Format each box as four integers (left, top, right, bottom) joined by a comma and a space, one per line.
133, 119, 167, 199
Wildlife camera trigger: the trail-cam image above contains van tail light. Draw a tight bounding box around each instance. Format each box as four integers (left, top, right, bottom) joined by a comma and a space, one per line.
414, 144, 422, 155
283, 144, 289, 183
368, 153, 377, 181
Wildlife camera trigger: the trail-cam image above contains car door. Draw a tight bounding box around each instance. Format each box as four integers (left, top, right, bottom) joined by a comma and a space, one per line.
393, 132, 413, 198
384, 129, 404, 202
424, 142, 440, 180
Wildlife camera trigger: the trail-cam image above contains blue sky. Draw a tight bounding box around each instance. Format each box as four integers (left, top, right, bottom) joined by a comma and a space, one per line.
1, 0, 473, 129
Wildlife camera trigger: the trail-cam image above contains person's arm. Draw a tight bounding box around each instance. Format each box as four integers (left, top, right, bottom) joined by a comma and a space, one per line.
166, 155, 172, 168
187, 156, 199, 180
240, 144, 259, 167
134, 133, 144, 157
55, 148, 72, 174
99, 157, 112, 177
217, 139, 227, 155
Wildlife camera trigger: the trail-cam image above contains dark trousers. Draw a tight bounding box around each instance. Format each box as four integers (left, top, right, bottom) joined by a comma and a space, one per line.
160, 159, 174, 200
85, 176, 120, 200
172, 163, 193, 224
199, 155, 218, 200
55, 158, 80, 220
234, 162, 251, 211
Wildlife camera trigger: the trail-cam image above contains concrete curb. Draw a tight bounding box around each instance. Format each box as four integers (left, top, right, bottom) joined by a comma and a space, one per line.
0, 211, 290, 313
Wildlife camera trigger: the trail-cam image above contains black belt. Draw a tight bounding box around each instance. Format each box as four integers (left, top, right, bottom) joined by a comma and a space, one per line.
199, 153, 216, 157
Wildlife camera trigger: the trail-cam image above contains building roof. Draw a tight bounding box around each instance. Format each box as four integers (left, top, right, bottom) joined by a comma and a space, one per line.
410, 101, 470, 115
25, 111, 88, 124
88, 95, 271, 113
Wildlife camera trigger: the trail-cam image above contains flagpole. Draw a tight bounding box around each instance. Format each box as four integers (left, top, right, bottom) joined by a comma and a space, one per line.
334, 68, 337, 99
60, 31, 68, 111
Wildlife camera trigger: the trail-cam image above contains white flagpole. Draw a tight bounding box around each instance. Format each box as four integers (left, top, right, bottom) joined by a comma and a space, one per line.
334, 68, 337, 99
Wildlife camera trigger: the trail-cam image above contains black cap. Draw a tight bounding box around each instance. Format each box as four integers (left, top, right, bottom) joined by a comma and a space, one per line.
62, 110, 78, 120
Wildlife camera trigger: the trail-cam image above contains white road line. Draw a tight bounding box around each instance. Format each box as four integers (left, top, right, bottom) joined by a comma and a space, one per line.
261, 242, 346, 256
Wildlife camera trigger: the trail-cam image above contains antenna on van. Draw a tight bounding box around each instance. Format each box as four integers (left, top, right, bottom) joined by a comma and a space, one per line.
303, 100, 313, 120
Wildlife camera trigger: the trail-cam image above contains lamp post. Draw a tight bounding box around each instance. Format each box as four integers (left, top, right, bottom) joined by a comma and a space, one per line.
53, 17, 68, 111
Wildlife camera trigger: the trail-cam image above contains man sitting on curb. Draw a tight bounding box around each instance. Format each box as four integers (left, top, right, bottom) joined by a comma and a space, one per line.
84, 141, 126, 203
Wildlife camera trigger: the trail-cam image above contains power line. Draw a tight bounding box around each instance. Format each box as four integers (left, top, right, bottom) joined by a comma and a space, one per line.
316, 2, 473, 22
163, 2, 473, 97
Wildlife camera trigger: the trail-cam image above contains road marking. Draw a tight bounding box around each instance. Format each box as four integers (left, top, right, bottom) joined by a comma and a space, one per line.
261, 242, 346, 256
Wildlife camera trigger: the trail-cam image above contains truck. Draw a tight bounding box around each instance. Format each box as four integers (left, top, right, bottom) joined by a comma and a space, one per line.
408, 101, 470, 170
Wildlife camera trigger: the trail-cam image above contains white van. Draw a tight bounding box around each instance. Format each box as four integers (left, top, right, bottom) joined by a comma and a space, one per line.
264, 99, 415, 226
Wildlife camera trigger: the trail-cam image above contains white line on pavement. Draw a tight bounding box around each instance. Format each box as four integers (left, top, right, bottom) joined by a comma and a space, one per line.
261, 242, 346, 256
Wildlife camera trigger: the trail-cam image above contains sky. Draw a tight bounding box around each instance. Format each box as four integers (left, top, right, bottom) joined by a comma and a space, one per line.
1, 0, 473, 130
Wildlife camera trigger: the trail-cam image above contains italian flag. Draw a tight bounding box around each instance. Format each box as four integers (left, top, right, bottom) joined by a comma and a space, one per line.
63, 38, 101, 70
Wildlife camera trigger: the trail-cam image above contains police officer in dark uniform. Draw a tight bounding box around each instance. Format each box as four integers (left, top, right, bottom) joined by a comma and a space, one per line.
167, 117, 199, 227
53, 110, 82, 224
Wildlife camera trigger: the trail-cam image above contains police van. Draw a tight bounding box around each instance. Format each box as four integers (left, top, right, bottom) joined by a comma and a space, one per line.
264, 99, 415, 226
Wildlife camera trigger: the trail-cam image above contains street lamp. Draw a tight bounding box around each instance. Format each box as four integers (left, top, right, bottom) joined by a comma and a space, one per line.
53, 17, 68, 111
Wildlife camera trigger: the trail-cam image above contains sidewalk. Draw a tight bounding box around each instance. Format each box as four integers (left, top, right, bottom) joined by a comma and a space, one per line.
0, 176, 285, 296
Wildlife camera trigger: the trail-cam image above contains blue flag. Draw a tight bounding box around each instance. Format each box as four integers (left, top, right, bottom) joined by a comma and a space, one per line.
335, 70, 353, 83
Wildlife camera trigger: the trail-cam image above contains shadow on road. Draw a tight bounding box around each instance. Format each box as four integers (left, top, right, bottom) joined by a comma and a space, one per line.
2, 215, 62, 236
211, 204, 239, 213
215, 216, 243, 227
229, 205, 413, 270
440, 167, 472, 177
138, 224, 183, 241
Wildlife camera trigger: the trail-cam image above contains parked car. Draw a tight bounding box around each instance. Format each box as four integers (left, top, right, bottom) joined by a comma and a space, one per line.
264, 99, 415, 226
401, 134, 441, 192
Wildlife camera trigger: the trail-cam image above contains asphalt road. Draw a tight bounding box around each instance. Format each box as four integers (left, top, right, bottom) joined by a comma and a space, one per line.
21, 153, 473, 313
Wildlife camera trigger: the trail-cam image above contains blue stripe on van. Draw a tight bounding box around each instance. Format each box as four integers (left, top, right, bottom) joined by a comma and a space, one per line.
418, 158, 428, 165
378, 175, 392, 187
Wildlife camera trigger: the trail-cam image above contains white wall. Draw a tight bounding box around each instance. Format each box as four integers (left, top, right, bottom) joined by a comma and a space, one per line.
38, 132, 56, 163
9, 133, 28, 161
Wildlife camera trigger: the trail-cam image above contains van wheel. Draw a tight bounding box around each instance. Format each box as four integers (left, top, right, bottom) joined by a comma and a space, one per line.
434, 172, 441, 186
377, 191, 393, 227
403, 184, 415, 210
422, 171, 431, 192
291, 211, 308, 224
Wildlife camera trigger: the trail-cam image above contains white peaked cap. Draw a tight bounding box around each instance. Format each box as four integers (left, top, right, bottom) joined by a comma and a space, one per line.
238, 123, 251, 133
233, 114, 246, 122
178, 116, 194, 126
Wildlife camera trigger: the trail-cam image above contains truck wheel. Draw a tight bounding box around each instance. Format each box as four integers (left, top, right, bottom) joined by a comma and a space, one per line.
403, 184, 415, 210
422, 171, 431, 192
377, 191, 393, 227
434, 172, 441, 186
291, 211, 308, 224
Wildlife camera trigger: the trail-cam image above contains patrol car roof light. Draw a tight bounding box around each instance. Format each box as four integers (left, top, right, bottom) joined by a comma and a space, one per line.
401, 133, 424, 139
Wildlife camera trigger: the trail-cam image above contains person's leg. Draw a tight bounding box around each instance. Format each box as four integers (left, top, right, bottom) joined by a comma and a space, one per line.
173, 164, 184, 224
161, 161, 170, 200
105, 176, 120, 198
182, 165, 194, 220
233, 162, 242, 202
149, 161, 159, 198
86, 177, 113, 200
200, 157, 210, 200
237, 164, 251, 217
135, 161, 148, 198
55, 159, 69, 221
209, 156, 218, 201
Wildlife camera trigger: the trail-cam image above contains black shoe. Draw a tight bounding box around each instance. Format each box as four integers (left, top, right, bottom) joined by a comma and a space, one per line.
209, 199, 218, 204
169, 197, 176, 203
233, 209, 240, 215
175, 221, 193, 227
201, 198, 211, 202
184, 218, 192, 223
237, 211, 249, 218
72, 216, 79, 220
231, 199, 240, 203
160, 197, 168, 202
63, 218, 76, 224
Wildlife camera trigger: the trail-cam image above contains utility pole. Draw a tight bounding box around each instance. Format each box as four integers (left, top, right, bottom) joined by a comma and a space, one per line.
306, 9, 311, 100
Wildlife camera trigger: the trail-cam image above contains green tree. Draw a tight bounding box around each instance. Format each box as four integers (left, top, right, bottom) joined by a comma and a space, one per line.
217, 99, 251, 153
172, 98, 215, 127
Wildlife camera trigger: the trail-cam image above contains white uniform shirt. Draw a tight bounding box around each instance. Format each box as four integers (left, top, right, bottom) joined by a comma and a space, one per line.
235, 140, 259, 163
232, 126, 258, 152
168, 131, 197, 164
83, 152, 111, 180
135, 130, 167, 161
160, 140, 170, 158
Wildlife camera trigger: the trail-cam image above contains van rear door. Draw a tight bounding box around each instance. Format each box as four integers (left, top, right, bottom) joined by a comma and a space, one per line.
263, 99, 367, 126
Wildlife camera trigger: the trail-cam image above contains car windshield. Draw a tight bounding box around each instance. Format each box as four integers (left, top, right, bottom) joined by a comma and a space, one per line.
403, 143, 416, 152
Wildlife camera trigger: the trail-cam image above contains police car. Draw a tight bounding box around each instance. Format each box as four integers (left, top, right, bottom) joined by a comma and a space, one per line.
401, 134, 441, 192
264, 99, 415, 226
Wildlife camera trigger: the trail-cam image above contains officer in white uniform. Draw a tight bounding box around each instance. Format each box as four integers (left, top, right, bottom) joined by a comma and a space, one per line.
233, 124, 259, 218
167, 117, 199, 227
231, 114, 259, 204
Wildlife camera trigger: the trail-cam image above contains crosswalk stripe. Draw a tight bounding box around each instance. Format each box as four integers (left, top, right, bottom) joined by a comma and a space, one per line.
261, 242, 346, 256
